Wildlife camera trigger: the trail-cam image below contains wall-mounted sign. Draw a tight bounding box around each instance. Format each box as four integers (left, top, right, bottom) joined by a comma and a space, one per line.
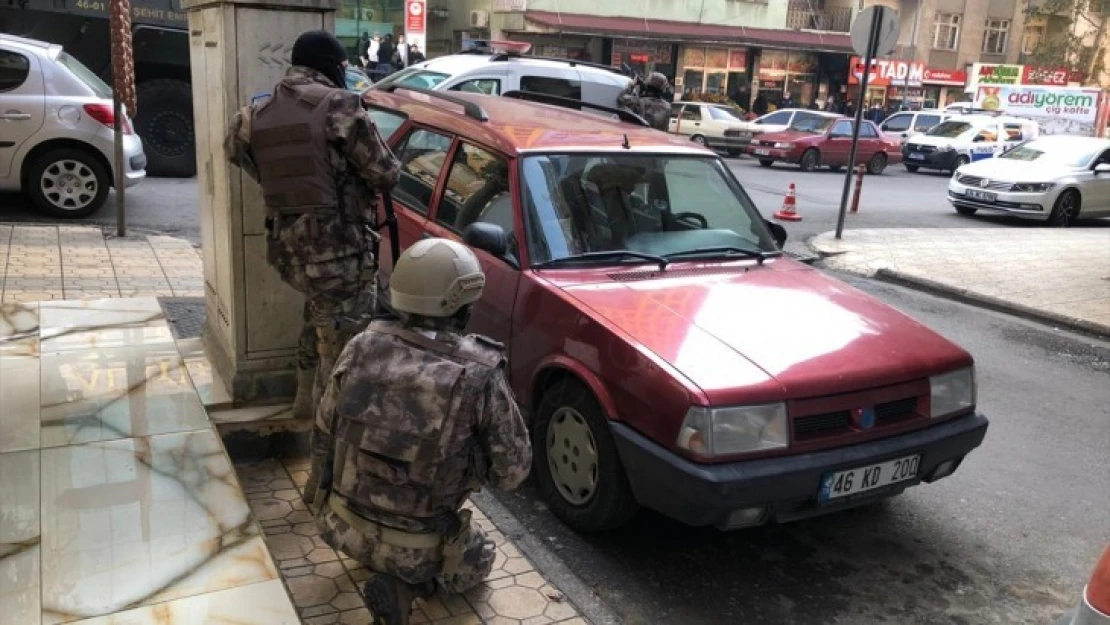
405, 0, 425, 34
1022, 66, 1070, 86
492, 0, 526, 11
923, 67, 967, 86
973, 63, 1022, 85
848, 57, 925, 87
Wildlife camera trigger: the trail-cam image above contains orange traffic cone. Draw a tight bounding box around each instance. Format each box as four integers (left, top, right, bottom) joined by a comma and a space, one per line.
773, 183, 802, 221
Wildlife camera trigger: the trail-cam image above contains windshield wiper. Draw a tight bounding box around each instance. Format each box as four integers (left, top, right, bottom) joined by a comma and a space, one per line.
532, 250, 669, 271
663, 245, 781, 265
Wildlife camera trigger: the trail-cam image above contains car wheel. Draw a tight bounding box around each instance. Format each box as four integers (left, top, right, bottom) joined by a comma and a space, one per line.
726, 148, 742, 157
952, 155, 970, 172
690, 134, 708, 147
904, 164, 919, 172
533, 378, 639, 532
759, 159, 774, 167
1047, 189, 1080, 227
867, 152, 888, 175
799, 148, 819, 172
27, 148, 109, 218
134, 79, 196, 178
955, 206, 978, 216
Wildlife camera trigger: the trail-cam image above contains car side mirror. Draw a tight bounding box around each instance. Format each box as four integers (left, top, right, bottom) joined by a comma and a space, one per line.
463, 222, 509, 258
765, 220, 787, 248
1095, 163, 1110, 174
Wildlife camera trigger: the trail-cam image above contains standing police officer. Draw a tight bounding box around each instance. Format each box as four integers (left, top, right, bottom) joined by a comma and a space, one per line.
225, 30, 400, 428
618, 71, 673, 131
312, 238, 532, 625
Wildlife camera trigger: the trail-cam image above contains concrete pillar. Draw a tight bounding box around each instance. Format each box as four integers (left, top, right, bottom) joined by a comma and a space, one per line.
182, 0, 337, 407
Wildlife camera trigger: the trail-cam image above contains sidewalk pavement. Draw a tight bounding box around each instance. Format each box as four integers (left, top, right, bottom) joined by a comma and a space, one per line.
1, 223, 595, 625
809, 228, 1110, 336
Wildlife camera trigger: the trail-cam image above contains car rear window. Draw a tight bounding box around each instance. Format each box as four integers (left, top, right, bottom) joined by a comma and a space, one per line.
914, 114, 941, 131
0, 50, 30, 92
520, 75, 582, 100
708, 106, 744, 122
926, 120, 972, 138
57, 51, 112, 99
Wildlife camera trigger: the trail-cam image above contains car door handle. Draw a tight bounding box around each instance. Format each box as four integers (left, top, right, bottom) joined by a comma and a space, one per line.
1, 112, 31, 121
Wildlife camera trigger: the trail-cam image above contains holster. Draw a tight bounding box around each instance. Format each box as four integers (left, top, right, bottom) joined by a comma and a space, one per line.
439, 509, 472, 578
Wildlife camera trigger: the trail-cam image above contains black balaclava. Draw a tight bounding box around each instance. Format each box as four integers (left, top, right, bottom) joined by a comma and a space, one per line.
291, 30, 347, 89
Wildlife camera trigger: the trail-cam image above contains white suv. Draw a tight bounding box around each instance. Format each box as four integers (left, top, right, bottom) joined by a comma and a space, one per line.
371, 48, 632, 110
0, 34, 146, 218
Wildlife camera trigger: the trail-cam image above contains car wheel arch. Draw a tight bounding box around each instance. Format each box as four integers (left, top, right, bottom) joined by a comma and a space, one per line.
529, 359, 619, 425
20, 138, 113, 189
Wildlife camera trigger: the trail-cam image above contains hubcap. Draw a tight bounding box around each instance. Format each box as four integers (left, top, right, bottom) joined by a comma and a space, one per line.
41, 160, 97, 211
546, 407, 599, 506
1060, 194, 1076, 224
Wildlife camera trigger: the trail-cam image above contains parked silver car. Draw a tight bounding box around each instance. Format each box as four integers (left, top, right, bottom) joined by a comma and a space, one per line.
1, 34, 146, 218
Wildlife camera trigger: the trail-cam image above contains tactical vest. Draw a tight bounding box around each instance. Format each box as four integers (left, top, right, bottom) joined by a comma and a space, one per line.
329, 321, 505, 529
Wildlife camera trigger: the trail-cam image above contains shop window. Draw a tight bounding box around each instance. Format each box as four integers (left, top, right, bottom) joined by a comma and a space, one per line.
451, 78, 501, 95
914, 114, 941, 132
394, 128, 453, 215
681, 46, 749, 100
882, 113, 913, 133
983, 19, 1010, 54
933, 13, 961, 50
1022, 24, 1045, 55
683, 70, 705, 95
0, 51, 30, 92
520, 75, 581, 100
436, 143, 514, 262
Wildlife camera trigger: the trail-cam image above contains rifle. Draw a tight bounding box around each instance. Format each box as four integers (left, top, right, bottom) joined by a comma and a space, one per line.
380, 190, 400, 266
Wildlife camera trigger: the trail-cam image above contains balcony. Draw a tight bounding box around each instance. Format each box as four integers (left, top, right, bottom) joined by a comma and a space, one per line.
787, 1, 853, 33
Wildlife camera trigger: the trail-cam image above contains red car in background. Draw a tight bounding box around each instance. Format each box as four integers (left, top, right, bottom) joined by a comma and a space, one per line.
746, 115, 903, 174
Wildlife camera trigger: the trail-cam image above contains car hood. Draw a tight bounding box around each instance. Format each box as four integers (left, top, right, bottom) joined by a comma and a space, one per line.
909, 134, 968, 147
547, 261, 970, 403
959, 157, 1074, 180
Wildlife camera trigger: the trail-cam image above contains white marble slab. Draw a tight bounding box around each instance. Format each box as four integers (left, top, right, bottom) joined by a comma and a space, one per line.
39, 430, 280, 624
0, 354, 40, 452
0, 449, 42, 625
175, 337, 232, 408
0, 303, 40, 357
62, 580, 299, 624
38, 298, 164, 338
39, 344, 210, 448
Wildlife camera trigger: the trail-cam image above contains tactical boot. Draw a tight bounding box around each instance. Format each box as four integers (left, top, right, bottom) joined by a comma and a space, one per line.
291, 366, 317, 420
363, 574, 433, 625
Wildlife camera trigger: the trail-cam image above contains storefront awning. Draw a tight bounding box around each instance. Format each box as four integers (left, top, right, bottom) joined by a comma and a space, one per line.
518, 11, 854, 54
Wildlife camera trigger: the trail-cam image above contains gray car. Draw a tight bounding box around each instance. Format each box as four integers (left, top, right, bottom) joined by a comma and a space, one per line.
1, 34, 146, 218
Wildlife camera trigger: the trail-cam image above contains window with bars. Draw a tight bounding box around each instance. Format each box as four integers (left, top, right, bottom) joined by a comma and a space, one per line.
933, 13, 961, 50
983, 19, 1010, 54
1022, 24, 1045, 55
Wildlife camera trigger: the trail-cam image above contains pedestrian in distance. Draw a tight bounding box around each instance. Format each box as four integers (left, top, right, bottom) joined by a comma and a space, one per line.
409, 43, 425, 65
378, 34, 395, 74
394, 34, 408, 69
312, 238, 533, 625
753, 93, 768, 116
224, 28, 400, 442
617, 71, 673, 132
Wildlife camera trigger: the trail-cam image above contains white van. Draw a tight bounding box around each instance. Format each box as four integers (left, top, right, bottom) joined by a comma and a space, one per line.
370, 47, 632, 110
901, 114, 1040, 173
879, 109, 952, 144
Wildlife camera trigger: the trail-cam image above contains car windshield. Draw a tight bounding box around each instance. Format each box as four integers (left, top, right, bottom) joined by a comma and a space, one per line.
791, 116, 835, 133
999, 140, 1103, 167
926, 120, 973, 138
708, 106, 745, 122
345, 68, 372, 92
57, 51, 112, 99
520, 154, 778, 265
377, 69, 450, 90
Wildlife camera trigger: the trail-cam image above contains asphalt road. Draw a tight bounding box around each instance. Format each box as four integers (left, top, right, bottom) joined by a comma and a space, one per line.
492, 274, 1110, 625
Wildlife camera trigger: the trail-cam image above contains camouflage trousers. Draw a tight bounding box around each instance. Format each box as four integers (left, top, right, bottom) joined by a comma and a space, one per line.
317, 503, 496, 595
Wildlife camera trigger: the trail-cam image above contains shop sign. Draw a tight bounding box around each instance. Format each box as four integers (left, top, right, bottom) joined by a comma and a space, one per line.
849, 57, 925, 87
1022, 66, 1070, 86
492, 0, 526, 11
405, 0, 426, 34
923, 67, 966, 86
975, 85, 1101, 136
973, 63, 1022, 85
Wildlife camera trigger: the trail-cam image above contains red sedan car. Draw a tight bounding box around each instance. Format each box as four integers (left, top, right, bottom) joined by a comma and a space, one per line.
746, 115, 903, 174
362, 86, 988, 533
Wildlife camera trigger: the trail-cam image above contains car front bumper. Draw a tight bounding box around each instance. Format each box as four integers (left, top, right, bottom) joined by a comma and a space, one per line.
903, 148, 959, 170
947, 180, 1053, 219
745, 145, 799, 162
708, 135, 754, 151
611, 411, 989, 529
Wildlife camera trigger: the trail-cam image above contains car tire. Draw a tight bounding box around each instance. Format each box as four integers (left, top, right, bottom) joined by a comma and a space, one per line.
867, 152, 888, 175
759, 159, 774, 167
955, 206, 978, 216
533, 378, 639, 532
134, 79, 196, 178
952, 155, 970, 172
726, 148, 742, 157
1047, 189, 1080, 227
26, 148, 110, 219
904, 164, 919, 172
690, 135, 708, 147
799, 148, 819, 172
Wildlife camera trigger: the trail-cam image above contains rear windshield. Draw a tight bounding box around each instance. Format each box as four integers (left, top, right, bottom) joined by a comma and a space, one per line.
708, 106, 744, 122
926, 120, 972, 138
57, 51, 111, 99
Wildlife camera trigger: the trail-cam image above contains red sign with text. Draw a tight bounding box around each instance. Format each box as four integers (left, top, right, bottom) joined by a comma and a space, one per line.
1022, 66, 1070, 86
848, 57, 926, 87
923, 68, 967, 85
406, 0, 425, 34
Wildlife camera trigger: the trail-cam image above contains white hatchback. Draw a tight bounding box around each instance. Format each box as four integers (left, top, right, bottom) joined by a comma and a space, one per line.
0, 34, 146, 218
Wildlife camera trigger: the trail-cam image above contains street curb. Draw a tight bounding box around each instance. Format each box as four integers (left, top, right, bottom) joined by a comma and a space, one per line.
873, 268, 1110, 340
469, 491, 622, 625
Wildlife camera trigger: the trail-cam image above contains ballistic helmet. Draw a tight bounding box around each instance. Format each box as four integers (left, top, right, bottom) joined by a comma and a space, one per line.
390, 239, 485, 317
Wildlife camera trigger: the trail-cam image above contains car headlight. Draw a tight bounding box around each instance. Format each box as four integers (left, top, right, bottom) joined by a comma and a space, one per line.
774, 142, 795, 149
929, 367, 976, 418
676, 403, 788, 457
1010, 182, 1055, 192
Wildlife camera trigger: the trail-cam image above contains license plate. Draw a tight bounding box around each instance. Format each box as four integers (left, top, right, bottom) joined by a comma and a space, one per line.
966, 189, 996, 202
754, 149, 770, 156
908, 153, 925, 160
819, 454, 921, 502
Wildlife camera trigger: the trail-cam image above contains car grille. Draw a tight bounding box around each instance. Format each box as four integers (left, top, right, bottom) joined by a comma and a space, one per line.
793, 396, 919, 440
906, 143, 935, 153
724, 129, 749, 138
955, 174, 1013, 191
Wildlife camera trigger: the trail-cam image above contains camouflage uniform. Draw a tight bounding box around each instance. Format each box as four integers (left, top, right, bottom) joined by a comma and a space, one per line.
618, 74, 672, 132
311, 315, 532, 593
225, 65, 400, 410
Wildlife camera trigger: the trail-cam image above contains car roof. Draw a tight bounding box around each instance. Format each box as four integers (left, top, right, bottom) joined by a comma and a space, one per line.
673, 101, 739, 106
410, 53, 627, 79
949, 113, 1036, 124
0, 33, 60, 57
764, 108, 840, 117
364, 88, 708, 155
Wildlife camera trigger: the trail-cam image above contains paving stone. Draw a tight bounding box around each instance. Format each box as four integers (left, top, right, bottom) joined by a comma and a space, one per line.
266, 531, 316, 560
288, 574, 340, 607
